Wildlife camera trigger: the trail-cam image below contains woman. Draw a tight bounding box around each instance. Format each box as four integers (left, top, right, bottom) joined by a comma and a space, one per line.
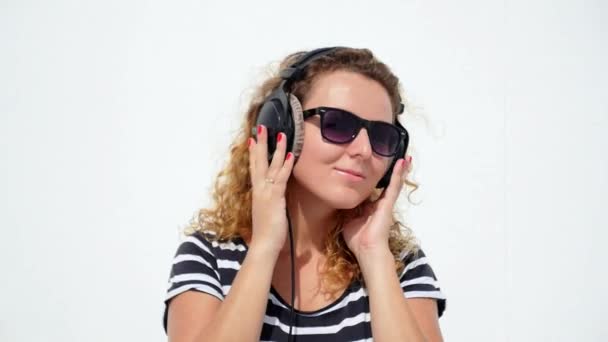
163, 47, 447, 341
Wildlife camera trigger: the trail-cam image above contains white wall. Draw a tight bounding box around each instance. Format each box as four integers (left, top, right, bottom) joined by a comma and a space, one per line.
1, 1, 606, 341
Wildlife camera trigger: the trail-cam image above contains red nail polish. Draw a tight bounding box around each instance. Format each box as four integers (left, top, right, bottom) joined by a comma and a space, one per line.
286, 152, 292, 161
257, 125, 263, 135
247, 138, 253, 147
277, 133, 283, 142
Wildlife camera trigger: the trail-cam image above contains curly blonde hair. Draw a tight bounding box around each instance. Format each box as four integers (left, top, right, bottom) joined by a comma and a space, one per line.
186, 47, 420, 295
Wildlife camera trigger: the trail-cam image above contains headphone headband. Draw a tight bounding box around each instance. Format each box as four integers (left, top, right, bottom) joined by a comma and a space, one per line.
279, 46, 404, 115
279, 47, 343, 86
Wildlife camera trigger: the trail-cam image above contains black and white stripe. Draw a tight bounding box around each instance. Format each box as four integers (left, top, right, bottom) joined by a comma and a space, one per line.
163, 231, 447, 341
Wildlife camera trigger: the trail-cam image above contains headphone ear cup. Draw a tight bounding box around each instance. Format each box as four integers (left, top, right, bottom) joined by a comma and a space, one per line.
375, 140, 407, 189
255, 89, 294, 163
288, 94, 305, 160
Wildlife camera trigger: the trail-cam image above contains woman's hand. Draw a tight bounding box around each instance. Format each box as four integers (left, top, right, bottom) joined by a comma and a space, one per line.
342, 156, 412, 260
248, 124, 295, 257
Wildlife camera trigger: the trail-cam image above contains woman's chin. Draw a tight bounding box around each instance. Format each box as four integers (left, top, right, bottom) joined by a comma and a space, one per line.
290, 175, 373, 210
322, 185, 370, 210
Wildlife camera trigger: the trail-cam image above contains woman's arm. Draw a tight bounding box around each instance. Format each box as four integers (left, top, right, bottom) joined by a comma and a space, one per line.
359, 248, 443, 342
167, 244, 279, 342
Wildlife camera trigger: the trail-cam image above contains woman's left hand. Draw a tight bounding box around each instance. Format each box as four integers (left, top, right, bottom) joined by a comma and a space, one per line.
342, 156, 412, 260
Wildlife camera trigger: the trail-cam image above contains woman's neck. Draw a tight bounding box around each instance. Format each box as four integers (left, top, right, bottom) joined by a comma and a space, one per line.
283, 179, 338, 258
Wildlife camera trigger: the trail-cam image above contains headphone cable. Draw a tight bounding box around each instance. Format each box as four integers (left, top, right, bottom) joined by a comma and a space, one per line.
286, 208, 296, 342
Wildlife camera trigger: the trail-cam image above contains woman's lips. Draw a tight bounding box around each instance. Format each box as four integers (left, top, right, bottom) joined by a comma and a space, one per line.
334, 168, 365, 181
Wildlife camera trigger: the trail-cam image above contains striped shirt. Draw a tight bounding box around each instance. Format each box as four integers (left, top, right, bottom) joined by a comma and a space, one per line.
163, 231, 446, 341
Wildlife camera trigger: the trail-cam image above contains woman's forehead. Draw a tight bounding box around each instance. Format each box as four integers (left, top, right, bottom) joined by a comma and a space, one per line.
303, 70, 394, 123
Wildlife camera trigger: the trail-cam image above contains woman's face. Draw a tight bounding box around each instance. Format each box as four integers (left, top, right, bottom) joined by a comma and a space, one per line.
291, 70, 395, 209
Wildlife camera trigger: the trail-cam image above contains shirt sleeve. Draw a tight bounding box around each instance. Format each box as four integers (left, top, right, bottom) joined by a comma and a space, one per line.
399, 248, 447, 318
162, 232, 224, 333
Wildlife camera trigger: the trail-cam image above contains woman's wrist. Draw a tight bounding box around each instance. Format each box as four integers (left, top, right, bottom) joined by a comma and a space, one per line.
248, 240, 282, 262
356, 246, 394, 275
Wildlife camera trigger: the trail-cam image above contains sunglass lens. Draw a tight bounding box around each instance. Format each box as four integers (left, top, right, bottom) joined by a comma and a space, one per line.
370, 123, 400, 156
322, 109, 358, 143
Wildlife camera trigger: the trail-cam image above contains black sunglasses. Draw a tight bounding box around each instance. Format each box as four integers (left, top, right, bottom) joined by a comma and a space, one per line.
302, 107, 408, 157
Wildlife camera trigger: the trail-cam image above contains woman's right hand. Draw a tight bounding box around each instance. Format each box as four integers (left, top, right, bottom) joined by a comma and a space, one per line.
248, 124, 295, 257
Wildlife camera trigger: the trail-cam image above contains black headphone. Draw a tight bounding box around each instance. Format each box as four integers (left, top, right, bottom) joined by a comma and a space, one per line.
253, 46, 408, 189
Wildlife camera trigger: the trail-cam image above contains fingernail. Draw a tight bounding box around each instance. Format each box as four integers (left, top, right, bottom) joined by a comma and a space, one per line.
247, 138, 253, 148
286, 152, 293, 161
400, 159, 406, 168
257, 125, 263, 135
277, 133, 283, 142
407, 156, 412, 163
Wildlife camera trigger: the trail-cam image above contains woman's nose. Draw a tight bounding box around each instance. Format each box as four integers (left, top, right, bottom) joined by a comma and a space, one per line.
346, 128, 373, 158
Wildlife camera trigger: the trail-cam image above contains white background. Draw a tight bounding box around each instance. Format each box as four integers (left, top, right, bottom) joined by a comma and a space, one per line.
1, 0, 607, 341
